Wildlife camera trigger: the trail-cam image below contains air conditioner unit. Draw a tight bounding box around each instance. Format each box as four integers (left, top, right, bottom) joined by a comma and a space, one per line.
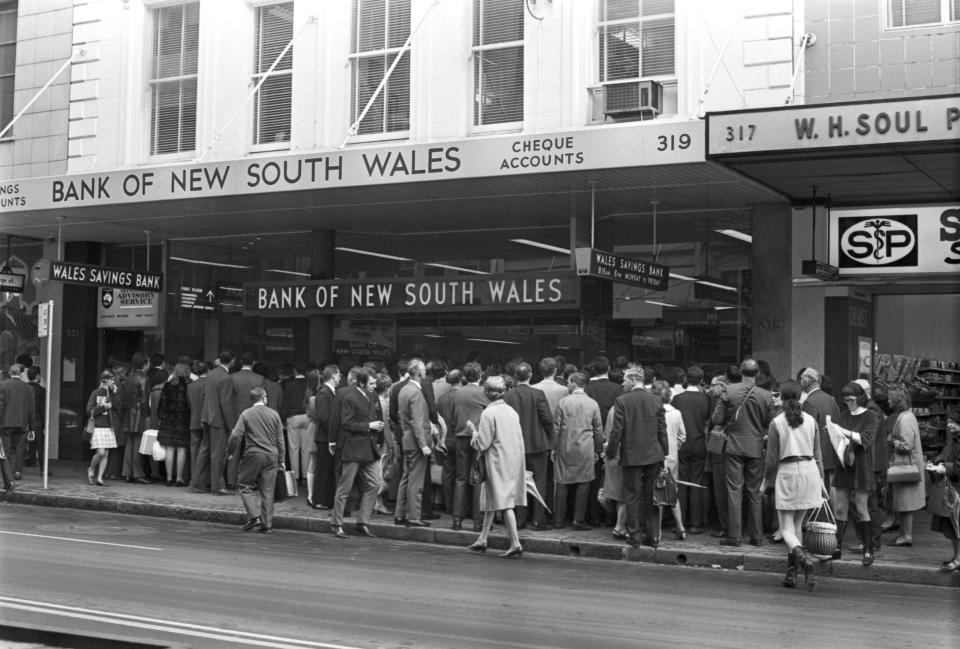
602, 80, 663, 118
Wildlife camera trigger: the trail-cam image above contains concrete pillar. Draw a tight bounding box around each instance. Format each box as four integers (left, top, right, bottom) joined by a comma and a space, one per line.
750, 203, 792, 379
309, 229, 335, 363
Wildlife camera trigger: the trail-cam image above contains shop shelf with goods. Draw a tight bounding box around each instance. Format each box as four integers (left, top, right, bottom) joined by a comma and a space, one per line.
914, 364, 960, 455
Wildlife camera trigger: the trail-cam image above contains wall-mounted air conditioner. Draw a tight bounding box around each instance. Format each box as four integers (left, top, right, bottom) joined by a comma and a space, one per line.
601, 80, 663, 118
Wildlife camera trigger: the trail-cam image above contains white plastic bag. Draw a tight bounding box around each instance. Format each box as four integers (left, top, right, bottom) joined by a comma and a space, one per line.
151, 440, 166, 462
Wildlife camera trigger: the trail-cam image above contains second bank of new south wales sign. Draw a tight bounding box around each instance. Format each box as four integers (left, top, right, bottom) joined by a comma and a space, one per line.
0, 121, 704, 212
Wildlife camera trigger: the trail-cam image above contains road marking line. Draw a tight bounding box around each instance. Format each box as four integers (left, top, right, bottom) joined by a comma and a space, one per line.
0, 598, 364, 649
0, 530, 163, 551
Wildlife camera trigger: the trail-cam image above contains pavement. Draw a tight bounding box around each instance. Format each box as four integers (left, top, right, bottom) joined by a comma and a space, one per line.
4, 460, 959, 588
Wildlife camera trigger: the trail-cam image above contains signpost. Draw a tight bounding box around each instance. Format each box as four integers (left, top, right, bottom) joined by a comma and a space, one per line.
38, 300, 54, 490
574, 248, 669, 291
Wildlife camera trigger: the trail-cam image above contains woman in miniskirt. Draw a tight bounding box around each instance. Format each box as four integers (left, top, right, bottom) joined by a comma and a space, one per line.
86, 370, 119, 486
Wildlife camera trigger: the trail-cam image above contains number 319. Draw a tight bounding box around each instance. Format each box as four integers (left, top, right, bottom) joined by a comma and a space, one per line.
657, 134, 691, 151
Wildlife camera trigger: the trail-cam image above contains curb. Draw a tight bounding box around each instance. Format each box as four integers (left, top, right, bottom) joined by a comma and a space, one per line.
10, 490, 959, 588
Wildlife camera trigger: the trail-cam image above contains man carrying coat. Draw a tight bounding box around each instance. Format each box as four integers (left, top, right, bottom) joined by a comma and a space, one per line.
605, 366, 667, 548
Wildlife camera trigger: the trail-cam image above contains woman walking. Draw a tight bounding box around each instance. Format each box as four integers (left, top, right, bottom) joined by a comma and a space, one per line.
158, 362, 192, 486
653, 380, 687, 540
86, 370, 119, 486
930, 407, 960, 572
762, 380, 823, 589
468, 375, 526, 558
833, 382, 878, 565
885, 388, 925, 547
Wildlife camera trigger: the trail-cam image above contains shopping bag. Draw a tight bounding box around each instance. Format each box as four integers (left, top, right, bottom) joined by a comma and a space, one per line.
283, 469, 298, 498
274, 469, 290, 503
140, 429, 158, 455
151, 440, 166, 462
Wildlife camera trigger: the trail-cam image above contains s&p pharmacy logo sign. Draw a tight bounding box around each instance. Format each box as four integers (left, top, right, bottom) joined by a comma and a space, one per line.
838, 214, 918, 268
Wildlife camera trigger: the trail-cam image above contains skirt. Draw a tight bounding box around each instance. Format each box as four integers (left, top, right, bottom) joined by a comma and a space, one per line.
775, 459, 822, 510
89, 427, 117, 450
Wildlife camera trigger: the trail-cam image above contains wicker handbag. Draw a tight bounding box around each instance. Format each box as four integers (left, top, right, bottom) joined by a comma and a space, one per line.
802, 497, 838, 560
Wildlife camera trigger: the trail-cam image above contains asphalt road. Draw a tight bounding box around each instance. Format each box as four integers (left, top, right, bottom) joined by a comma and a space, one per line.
0, 503, 956, 649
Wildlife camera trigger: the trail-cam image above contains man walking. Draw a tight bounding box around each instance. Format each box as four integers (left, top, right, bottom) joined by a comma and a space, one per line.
330, 369, 384, 539
309, 365, 340, 509
605, 367, 667, 548
712, 359, 775, 547
504, 361, 554, 530
396, 359, 434, 527
0, 364, 38, 482
227, 387, 285, 533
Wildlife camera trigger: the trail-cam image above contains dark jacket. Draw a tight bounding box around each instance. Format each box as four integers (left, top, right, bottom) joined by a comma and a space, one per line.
452, 383, 487, 438
337, 386, 381, 463
86, 386, 119, 430
673, 389, 711, 459
503, 383, 554, 454
0, 377, 38, 430
201, 364, 233, 430
281, 376, 307, 421
229, 368, 265, 428
158, 379, 191, 447
585, 377, 622, 427
311, 384, 336, 444
186, 375, 205, 430
712, 378, 774, 459
262, 377, 283, 419
606, 386, 667, 466
802, 388, 841, 471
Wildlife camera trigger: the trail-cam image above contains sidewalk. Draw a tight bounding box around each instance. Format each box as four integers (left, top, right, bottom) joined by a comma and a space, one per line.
5, 460, 958, 588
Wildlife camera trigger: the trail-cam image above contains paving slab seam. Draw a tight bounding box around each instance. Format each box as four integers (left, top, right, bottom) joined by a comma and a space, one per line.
8, 490, 958, 588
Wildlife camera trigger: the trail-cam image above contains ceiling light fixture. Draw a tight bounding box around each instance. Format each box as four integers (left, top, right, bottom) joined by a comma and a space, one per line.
715, 229, 753, 243
644, 300, 677, 308
509, 239, 571, 255
336, 246, 411, 262
169, 256, 252, 269
714, 306, 735, 311
266, 269, 311, 277
695, 279, 738, 292
425, 262, 490, 275
465, 337, 523, 345
669, 272, 695, 281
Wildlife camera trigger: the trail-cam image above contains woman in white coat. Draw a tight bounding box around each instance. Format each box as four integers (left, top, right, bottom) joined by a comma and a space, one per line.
468, 375, 527, 558
886, 388, 925, 547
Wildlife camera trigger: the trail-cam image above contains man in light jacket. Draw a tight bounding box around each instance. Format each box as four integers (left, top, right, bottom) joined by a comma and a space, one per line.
396, 359, 434, 527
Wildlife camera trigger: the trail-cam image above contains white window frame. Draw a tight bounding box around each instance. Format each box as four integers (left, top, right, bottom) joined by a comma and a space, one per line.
348, 0, 410, 142
597, 0, 676, 85
147, 1, 200, 159
0, 0, 17, 141
885, 0, 960, 28
471, 0, 524, 133
250, 2, 294, 152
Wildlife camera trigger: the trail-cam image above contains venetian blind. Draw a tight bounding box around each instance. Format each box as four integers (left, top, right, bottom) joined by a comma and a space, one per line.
351, 0, 410, 135
598, 0, 674, 82
0, 1, 17, 134
472, 0, 524, 126
889, 0, 944, 26
253, 3, 294, 145
150, 3, 199, 155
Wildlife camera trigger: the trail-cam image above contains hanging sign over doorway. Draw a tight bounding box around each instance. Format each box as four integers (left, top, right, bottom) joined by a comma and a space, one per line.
0, 269, 26, 293
574, 248, 668, 291
35, 259, 163, 291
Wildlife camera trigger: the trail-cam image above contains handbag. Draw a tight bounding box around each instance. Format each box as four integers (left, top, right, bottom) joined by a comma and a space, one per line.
927, 475, 960, 537
274, 468, 291, 503
469, 452, 487, 487
706, 425, 727, 455
283, 469, 298, 498
83, 417, 95, 443
652, 468, 678, 507
886, 462, 921, 483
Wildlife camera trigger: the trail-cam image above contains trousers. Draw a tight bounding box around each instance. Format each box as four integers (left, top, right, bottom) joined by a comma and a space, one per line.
237, 451, 278, 528
285, 414, 312, 480
189, 426, 209, 489
554, 482, 589, 525
517, 451, 549, 525
209, 425, 229, 491
623, 463, 661, 541
725, 453, 763, 541
678, 454, 708, 529
396, 451, 428, 521
331, 460, 379, 526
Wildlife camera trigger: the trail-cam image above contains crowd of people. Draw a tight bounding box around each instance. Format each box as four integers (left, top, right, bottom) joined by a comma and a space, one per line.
3, 347, 958, 583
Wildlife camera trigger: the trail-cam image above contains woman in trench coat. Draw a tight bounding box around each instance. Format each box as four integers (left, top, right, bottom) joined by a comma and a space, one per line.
885, 388, 925, 546
468, 375, 527, 558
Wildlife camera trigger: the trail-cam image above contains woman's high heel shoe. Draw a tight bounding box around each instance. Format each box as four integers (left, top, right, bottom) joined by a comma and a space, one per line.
499, 545, 523, 559
468, 540, 487, 553
675, 529, 686, 541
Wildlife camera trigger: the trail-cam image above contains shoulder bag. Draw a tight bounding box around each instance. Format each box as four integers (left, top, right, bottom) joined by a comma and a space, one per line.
469, 452, 487, 487
706, 385, 757, 456
83, 416, 95, 443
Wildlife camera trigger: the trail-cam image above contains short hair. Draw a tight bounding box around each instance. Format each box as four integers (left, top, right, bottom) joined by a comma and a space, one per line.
8, 364, 23, 377
888, 387, 913, 413
514, 362, 532, 382
240, 351, 256, 367
429, 361, 447, 380
375, 372, 393, 395
840, 382, 869, 407
668, 366, 686, 386
567, 372, 587, 389
149, 352, 165, 367
217, 350, 235, 365
685, 366, 704, 384
800, 367, 822, 386
26, 366, 40, 381
539, 357, 557, 377
623, 368, 644, 385
191, 359, 207, 376
15, 353, 33, 368
446, 369, 462, 386
407, 358, 426, 378
99, 369, 115, 382
322, 365, 340, 382
740, 358, 759, 378
131, 351, 148, 369
249, 387, 267, 403
483, 375, 506, 400
463, 362, 482, 383
592, 356, 610, 375
355, 368, 374, 387
652, 379, 672, 404
278, 362, 294, 378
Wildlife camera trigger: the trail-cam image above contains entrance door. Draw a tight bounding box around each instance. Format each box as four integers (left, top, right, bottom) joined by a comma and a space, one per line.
103, 329, 143, 366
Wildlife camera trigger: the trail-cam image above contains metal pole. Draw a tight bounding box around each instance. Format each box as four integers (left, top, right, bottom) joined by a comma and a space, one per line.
785, 33, 816, 104
0, 53, 79, 140
42, 300, 54, 489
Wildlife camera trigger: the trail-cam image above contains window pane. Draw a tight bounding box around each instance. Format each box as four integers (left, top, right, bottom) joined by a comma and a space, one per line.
603, 23, 640, 81
606, 0, 638, 21
474, 45, 523, 125
254, 74, 292, 144
257, 3, 293, 73
642, 0, 674, 15
0, 5, 16, 43
355, 55, 385, 134
478, 0, 523, 45
904, 0, 942, 24
0, 76, 13, 130
0, 41, 14, 74
357, 0, 386, 52
385, 51, 409, 131
179, 78, 197, 151
181, 3, 199, 74
641, 17, 674, 76
387, 0, 410, 49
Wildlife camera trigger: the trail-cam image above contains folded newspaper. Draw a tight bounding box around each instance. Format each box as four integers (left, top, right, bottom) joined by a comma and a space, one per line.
826, 418, 852, 467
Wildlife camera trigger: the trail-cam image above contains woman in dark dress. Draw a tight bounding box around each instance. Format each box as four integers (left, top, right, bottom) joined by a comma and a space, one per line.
833, 382, 878, 565
930, 407, 960, 572
157, 362, 191, 486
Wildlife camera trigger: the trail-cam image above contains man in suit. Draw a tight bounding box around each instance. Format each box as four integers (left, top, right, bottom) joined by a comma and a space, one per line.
389, 357, 441, 520
330, 369, 384, 539
0, 364, 38, 482
395, 359, 434, 527
186, 359, 208, 491
532, 357, 568, 415
585, 356, 624, 523
605, 366, 667, 548
673, 366, 712, 534
307, 365, 340, 509
800, 367, 840, 488
201, 350, 235, 495
451, 362, 486, 531
504, 361, 554, 530
25, 366, 46, 473
712, 358, 775, 547
226, 352, 265, 488
280, 363, 309, 486
437, 368, 462, 517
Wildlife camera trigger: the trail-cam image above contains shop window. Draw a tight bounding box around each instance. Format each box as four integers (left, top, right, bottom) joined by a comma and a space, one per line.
887, 0, 959, 27
149, 3, 199, 156
350, 0, 410, 136
0, 1, 16, 137
472, 0, 524, 127
252, 3, 293, 147
598, 0, 675, 82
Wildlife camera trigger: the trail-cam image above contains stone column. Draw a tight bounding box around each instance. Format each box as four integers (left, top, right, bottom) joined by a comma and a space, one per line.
750, 203, 792, 378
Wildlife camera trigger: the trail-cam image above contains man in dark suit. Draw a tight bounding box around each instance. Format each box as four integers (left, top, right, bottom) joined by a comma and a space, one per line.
673, 365, 712, 534
504, 362, 555, 530
25, 367, 46, 473
201, 350, 235, 495
712, 359, 775, 547
310, 365, 340, 509
585, 356, 623, 523
605, 366, 667, 547
800, 367, 840, 487
186, 360, 207, 490
330, 369, 384, 539
0, 364, 38, 482
451, 362, 487, 531
226, 352, 265, 488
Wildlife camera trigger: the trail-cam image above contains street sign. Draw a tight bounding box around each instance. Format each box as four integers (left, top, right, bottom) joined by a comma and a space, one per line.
0, 270, 26, 293
38, 302, 50, 337
37, 259, 163, 292
180, 285, 216, 311
574, 247, 668, 291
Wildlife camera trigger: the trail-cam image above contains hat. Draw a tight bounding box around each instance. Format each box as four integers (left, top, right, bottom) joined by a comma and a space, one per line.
853, 378, 871, 397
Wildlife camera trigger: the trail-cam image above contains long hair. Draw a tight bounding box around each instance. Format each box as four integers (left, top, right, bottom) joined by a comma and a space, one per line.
779, 380, 804, 428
